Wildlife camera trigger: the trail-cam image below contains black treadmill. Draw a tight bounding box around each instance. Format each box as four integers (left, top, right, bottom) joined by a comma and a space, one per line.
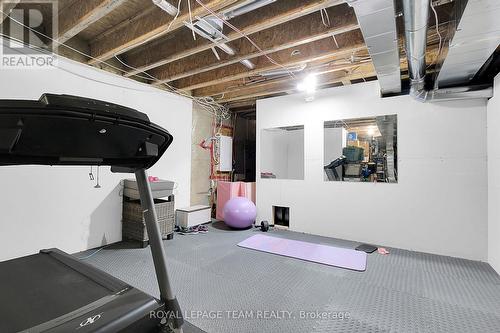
0, 94, 189, 333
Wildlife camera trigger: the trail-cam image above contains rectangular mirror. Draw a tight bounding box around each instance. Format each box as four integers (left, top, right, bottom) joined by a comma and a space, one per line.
261, 125, 304, 180
324, 115, 397, 183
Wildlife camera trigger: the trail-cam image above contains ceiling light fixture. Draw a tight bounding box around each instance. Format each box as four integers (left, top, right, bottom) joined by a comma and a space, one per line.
240, 59, 255, 69
152, 0, 178, 16
183, 17, 235, 56
297, 74, 318, 94
222, 0, 277, 20
217, 43, 235, 55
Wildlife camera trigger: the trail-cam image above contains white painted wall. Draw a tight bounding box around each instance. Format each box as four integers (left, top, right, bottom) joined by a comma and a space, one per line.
0, 41, 192, 261
256, 81, 488, 261
260, 128, 304, 179
488, 73, 500, 273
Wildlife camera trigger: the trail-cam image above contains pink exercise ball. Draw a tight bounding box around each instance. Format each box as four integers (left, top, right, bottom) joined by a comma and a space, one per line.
223, 197, 257, 229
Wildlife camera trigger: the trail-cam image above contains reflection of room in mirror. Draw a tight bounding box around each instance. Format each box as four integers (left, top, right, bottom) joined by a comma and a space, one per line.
324, 115, 397, 183
261, 125, 304, 180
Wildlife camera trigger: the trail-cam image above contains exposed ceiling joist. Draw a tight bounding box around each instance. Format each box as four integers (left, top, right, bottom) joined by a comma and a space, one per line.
123, 0, 344, 77
57, 0, 127, 44
217, 63, 377, 103
165, 29, 366, 91
88, 0, 239, 65
194, 56, 371, 97
216, 63, 376, 102
196, 42, 440, 100
147, 4, 358, 83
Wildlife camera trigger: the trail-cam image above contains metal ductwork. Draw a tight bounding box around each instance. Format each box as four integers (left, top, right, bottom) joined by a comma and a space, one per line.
437, 0, 500, 87
402, 0, 429, 94
402, 0, 493, 101
347, 0, 401, 95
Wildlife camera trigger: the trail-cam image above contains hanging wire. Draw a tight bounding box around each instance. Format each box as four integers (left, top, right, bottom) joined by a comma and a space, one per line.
165, 0, 183, 35
187, 0, 197, 40
320, 8, 331, 27
0, 6, 230, 120
427, 0, 443, 70
194, 0, 298, 80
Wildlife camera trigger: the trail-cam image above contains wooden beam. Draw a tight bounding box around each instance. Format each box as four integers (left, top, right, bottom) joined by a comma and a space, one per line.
57, 0, 126, 44
0, 0, 20, 24
217, 63, 376, 102
211, 43, 442, 103
209, 61, 373, 101
88, 0, 239, 65
166, 29, 366, 91
124, 0, 343, 77
226, 99, 256, 109
147, 4, 358, 83
194, 56, 371, 97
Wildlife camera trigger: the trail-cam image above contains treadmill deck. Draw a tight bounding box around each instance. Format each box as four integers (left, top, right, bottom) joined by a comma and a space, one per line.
0, 249, 162, 332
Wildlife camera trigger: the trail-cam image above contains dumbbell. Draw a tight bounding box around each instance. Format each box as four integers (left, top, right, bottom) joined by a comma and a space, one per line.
254, 220, 274, 232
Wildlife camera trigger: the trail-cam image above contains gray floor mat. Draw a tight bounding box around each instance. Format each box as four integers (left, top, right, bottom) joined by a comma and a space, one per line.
80, 223, 500, 333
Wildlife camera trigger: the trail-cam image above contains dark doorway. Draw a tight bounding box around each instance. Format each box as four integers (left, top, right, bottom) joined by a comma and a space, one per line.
233, 110, 256, 182
273, 206, 289, 227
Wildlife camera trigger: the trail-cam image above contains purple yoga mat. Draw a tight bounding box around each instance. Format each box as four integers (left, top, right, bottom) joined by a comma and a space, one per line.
237, 234, 367, 271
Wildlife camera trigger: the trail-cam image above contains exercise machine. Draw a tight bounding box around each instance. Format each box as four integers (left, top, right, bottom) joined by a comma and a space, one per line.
0, 94, 189, 332
324, 155, 347, 181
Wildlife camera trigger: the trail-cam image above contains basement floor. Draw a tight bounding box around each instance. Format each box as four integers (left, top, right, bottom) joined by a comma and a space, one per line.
80, 222, 500, 333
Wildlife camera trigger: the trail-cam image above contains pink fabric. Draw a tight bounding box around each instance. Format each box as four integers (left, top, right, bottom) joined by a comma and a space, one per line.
216, 181, 256, 220
239, 182, 256, 204
377, 247, 390, 255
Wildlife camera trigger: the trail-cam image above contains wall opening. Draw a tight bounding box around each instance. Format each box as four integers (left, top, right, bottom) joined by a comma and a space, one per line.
273, 206, 289, 227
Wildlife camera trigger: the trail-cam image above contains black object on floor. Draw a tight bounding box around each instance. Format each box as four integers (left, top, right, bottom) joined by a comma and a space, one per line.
0, 249, 163, 332
355, 243, 378, 253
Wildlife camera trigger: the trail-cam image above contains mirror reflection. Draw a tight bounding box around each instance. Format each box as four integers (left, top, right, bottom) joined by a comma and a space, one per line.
261, 125, 304, 180
324, 115, 397, 183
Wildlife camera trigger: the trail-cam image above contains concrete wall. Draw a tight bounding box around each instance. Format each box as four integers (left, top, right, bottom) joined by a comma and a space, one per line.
0, 40, 192, 261
488, 73, 500, 273
256, 81, 488, 261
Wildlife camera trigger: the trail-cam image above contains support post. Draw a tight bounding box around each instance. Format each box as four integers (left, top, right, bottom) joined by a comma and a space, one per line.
135, 168, 183, 331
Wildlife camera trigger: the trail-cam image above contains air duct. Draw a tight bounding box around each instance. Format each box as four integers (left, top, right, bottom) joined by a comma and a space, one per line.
346, 0, 402, 95
152, 0, 178, 16
222, 0, 277, 20
402, 0, 428, 94
402, 0, 492, 101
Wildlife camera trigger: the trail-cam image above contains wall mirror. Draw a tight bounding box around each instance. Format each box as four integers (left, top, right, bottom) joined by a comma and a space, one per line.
260, 125, 304, 180
324, 115, 397, 183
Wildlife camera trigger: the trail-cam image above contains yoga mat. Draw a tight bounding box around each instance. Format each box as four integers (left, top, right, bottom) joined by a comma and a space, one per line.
237, 234, 367, 271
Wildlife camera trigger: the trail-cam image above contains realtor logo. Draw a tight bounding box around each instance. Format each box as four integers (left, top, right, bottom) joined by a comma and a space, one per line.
0, 0, 58, 68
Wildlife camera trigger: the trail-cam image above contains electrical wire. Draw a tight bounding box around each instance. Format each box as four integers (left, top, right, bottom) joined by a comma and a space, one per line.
320, 8, 331, 27
0, 7, 230, 120
428, 1, 443, 71
0, 2, 305, 118
194, 0, 297, 80
165, 0, 183, 35
77, 245, 111, 260
187, 0, 196, 40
